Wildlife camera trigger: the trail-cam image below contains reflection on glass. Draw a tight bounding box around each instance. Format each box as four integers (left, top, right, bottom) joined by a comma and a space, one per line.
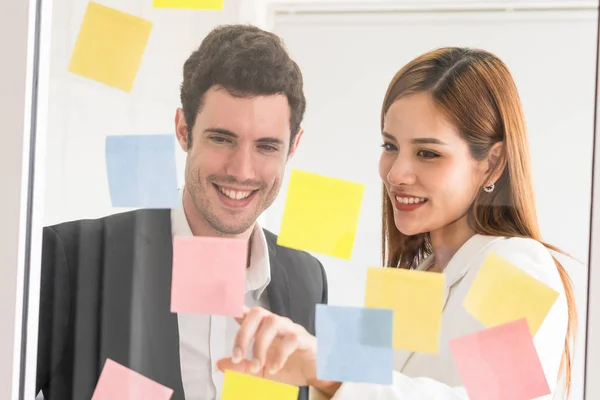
26, 2, 597, 400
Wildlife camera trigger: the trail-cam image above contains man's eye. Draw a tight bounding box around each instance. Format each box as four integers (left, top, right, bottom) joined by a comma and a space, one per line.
260, 145, 279, 152
210, 136, 230, 143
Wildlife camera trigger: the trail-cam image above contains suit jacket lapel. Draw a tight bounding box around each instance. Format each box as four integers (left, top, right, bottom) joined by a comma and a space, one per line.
264, 231, 291, 319
101, 209, 184, 398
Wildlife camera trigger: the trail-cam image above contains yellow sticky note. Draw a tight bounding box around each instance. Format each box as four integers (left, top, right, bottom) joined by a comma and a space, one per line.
277, 170, 365, 260
68, 2, 153, 92
365, 267, 445, 352
464, 251, 559, 336
153, 0, 223, 9
221, 370, 299, 400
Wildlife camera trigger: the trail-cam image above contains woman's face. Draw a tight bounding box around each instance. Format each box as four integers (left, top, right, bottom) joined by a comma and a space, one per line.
379, 92, 490, 237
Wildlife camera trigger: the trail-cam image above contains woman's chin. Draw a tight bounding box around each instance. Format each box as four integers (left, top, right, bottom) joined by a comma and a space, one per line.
395, 223, 427, 237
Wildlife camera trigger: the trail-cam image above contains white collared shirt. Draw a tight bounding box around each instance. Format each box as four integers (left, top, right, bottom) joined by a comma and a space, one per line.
171, 196, 271, 400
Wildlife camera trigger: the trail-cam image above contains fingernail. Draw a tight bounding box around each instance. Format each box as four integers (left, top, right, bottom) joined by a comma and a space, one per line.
232, 348, 242, 364
268, 366, 278, 375
250, 359, 261, 373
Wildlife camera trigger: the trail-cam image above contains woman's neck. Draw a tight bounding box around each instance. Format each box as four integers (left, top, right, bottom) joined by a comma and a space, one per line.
428, 216, 475, 272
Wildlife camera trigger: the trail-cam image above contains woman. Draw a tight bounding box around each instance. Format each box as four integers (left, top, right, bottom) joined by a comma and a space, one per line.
216, 47, 576, 399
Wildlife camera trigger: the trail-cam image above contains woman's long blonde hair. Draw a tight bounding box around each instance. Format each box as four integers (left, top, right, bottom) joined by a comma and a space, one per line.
381, 47, 576, 396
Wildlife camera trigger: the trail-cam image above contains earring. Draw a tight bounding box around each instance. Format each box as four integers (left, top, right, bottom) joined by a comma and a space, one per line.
483, 182, 495, 193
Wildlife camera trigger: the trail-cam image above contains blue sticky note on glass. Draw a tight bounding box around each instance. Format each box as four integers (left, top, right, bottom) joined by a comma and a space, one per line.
316, 304, 394, 384
105, 134, 179, 208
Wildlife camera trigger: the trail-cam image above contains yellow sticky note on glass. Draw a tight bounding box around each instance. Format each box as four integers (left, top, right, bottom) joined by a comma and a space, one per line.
365, 267, 445, 353
153, 0, 223, 9
68, 2, 153, 92
464, 251, 559, 336
221, 370, 299, 400
277, 170, 365, 260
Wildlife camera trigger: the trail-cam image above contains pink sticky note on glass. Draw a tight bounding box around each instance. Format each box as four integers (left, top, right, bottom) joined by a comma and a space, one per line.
449, 318, 550, 400
171, 236, 247, 316
91, 359, 173, 400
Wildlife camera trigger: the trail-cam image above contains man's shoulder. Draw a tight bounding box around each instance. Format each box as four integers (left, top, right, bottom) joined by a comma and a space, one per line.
46, 209, 170, 243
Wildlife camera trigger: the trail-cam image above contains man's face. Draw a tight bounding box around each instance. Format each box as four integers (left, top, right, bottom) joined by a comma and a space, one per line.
175, 86, 301, 236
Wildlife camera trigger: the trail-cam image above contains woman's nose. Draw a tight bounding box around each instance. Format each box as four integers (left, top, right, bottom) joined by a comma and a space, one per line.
387, 158, 416, 186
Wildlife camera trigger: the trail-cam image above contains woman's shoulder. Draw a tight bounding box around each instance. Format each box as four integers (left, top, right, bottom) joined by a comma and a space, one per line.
472, 235, 564, 293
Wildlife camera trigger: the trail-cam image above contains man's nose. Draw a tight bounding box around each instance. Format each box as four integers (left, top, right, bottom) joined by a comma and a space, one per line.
225, 146, 256, 182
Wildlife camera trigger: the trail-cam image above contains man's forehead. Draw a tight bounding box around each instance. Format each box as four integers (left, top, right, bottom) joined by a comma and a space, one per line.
199, 90, 291, 141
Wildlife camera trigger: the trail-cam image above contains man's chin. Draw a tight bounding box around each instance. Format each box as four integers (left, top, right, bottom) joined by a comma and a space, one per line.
209, 216, 258, 236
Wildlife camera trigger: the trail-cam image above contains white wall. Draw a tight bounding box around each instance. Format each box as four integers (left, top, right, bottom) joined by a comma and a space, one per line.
0, 0, 30, 394
0, 0, 39, 397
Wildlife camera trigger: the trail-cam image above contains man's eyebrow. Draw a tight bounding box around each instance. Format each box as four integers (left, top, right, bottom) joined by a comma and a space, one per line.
256, 137, 285, 145
205, 128, 284, 146
204, 127, 237, 137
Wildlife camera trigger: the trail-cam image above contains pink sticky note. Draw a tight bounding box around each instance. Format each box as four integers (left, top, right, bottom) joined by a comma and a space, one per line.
91, 358, 173, 400
171, 236, 247, 316
449, 319, 550, 400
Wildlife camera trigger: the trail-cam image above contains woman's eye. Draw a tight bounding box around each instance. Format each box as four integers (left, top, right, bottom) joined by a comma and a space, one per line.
417, 150, 439, 159
381, 142, 397, 151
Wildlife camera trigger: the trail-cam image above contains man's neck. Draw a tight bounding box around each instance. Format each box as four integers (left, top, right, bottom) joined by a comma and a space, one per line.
181, 187, 254, 240
181, 188, 255, 268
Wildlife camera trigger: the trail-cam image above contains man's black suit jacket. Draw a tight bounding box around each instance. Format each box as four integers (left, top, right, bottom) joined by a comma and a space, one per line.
36, 209, 328, 400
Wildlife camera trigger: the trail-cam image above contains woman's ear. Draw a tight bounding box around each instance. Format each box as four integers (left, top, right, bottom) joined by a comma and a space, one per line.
486, 141, 506, 183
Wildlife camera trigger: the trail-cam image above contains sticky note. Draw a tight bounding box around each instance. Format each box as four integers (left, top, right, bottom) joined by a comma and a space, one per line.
105, 135, 179, 209
221, 370, 298, 400
153, 0, 223, 9
365, 267, 445, 352
91, 358, 173, 400
68, 2, 153, 92
449, 319, 550, 400
277, 170, 365, 260
171, 236, 247, 316
316, 304, 393, 384
464, 251, 559, 336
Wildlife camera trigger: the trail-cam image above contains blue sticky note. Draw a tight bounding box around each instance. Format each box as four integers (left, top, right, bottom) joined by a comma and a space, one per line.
316, 304, 394, 384
105, 134, 179, 208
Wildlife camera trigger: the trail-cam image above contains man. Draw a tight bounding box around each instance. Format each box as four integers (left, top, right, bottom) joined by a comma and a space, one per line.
36, 24, 327, 400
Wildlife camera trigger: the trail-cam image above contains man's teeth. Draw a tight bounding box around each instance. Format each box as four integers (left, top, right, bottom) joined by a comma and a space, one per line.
219, 187, 252, 200
396, 196, 427, 204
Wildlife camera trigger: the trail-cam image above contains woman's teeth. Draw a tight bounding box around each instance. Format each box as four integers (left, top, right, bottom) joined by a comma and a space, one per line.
396, 196, 427, 204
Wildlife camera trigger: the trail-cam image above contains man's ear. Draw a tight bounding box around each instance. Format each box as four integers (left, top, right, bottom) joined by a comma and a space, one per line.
486, 141, 506, 183
287, 128, 304, 159
175, 108, 190, 152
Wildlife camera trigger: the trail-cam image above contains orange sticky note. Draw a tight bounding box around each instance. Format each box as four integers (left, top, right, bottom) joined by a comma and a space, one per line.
221, 370, 299, 400
91, 358, 173, 400
277, 169, 365, 260
68, 2, 153, 92
153, 0, 223, 9
449, 319, 550, 400
171, 236, 247, 316
464, 251, 559, 336
365, 267, 445, 352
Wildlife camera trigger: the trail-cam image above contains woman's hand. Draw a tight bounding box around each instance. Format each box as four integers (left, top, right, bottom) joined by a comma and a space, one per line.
216, 306, 341, 395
